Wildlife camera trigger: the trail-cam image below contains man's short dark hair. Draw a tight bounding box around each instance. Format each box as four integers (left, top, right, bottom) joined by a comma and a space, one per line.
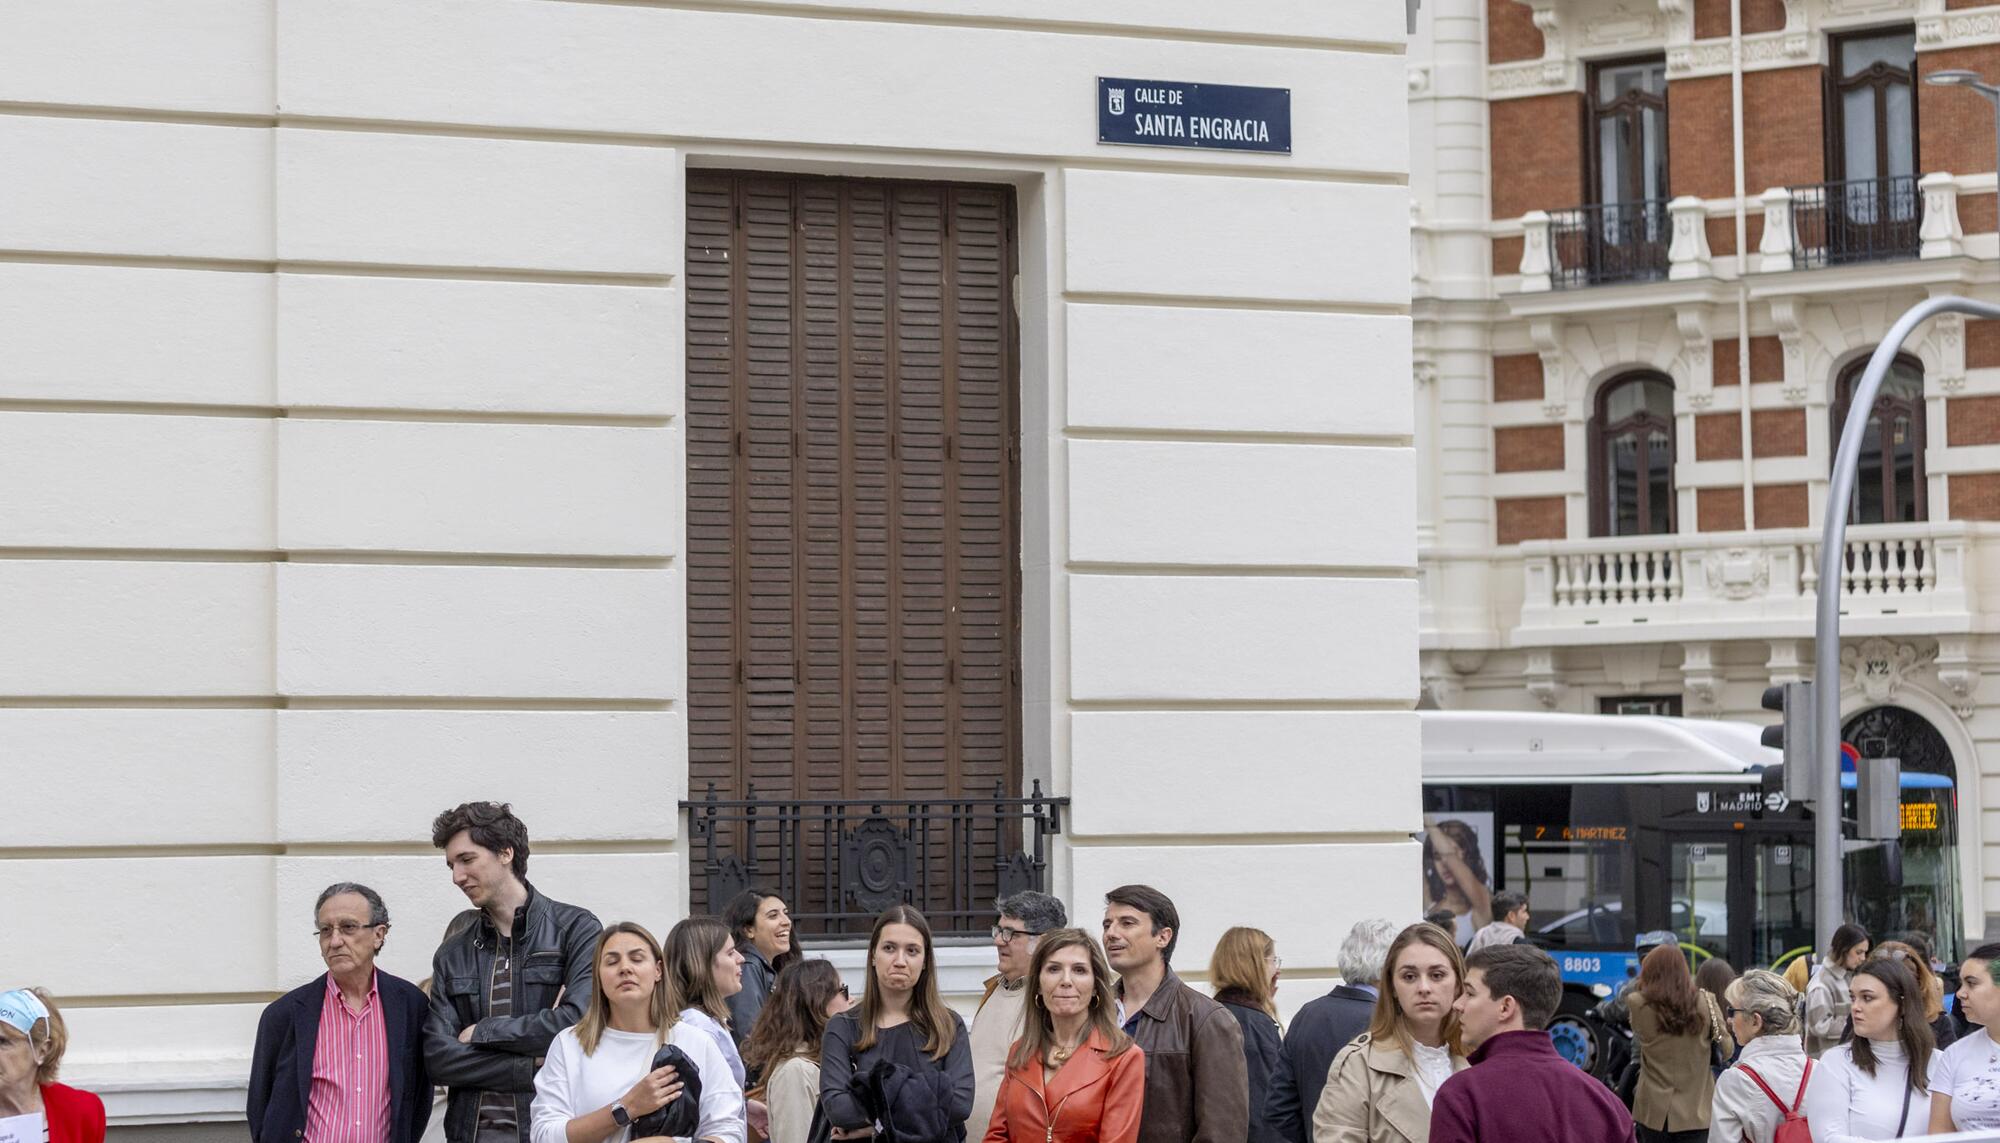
1104, 884, 1180, 964
1466, 944, 1562, 1030
1491, 891, 1528, 921
995, 891, 1066, 934
431, 801, 530, 879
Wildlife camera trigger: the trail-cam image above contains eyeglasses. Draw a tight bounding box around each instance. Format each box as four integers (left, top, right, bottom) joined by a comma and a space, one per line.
837, 984, 850, 999
1724, 1006, 1739, 1018
1266, 954, 1284, 969
992, 925, 1042, 944
315, 921, 385, 941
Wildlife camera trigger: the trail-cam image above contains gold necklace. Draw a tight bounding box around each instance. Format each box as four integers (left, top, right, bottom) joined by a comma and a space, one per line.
1049, 1029, 1088, 1063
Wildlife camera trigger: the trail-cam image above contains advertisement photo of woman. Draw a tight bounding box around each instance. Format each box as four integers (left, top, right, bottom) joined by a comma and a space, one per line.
1421, 817, 1493, 947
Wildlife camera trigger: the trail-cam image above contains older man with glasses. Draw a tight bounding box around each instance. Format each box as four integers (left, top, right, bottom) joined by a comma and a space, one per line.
966, 890, 1067, 1140
249, 883, 432, 1143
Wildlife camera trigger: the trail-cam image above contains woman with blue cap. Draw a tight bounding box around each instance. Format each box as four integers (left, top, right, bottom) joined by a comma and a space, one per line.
0, 988, 103, 1143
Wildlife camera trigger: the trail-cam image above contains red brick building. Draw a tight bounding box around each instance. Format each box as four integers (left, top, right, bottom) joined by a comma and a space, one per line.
1412, 0, 2000, 951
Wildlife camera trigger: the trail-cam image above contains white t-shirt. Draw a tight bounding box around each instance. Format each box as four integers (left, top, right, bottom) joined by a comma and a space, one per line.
1933, 1030, 2000, 1130
1411, 1040, 1455, 1107
530, 1022, 746, 1143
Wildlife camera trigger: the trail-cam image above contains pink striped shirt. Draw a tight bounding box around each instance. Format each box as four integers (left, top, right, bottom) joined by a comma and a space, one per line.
304, 972, 392, 1143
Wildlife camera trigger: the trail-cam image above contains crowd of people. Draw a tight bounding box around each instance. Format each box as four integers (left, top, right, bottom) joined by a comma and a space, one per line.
19, 801, 2000, 1143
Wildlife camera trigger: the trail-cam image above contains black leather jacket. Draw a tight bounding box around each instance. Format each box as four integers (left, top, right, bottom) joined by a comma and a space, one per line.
724, 941, 776, 1049
422, 883, 601, 1143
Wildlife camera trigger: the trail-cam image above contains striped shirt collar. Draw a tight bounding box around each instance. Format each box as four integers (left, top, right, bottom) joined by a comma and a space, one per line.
324, 969, 380, 1015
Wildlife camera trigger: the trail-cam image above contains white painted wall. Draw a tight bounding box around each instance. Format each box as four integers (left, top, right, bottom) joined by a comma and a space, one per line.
0, 1, 1416, 1124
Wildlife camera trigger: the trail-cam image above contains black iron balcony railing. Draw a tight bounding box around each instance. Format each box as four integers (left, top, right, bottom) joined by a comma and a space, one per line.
1549, 198, 1670, 288
680, 782, 1069, 940
1790, 174, 1921, 269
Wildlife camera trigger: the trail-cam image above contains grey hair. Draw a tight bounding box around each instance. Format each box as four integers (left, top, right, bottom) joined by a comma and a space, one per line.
1337, 918, 1399, 986
315, 882, 390, 927
995, 891, 1067, 935
1725, 968, 1800, 1037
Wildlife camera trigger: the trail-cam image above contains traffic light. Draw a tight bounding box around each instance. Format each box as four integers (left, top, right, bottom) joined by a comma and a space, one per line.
1760, 682, 1816, 805
1856, 754, 1902, 841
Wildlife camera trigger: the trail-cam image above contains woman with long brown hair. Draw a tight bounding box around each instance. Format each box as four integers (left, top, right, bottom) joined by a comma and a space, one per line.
820, 905, 974, 1139
982, 929, 1143, 1143
663, 916, 762, 1138
1625, 945, 1719, 1143
1802, 953, 1934, 1139
528, 922, 744, 1143
740, 960, 850, 1143
1312, 922, 1467, 1143
1209, 926, 1284, 1143
1878, 939, 1956, 1050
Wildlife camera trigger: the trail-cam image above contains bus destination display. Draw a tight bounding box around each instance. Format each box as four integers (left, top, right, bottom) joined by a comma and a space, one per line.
1526, 824, 1630, 842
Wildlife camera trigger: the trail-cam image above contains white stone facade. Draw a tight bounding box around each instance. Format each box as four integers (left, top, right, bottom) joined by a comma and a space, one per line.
0, 2, 1416, 1130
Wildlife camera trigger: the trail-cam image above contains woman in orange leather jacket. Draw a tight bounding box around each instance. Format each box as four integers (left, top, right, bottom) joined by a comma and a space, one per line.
983, 928, 1145, 1143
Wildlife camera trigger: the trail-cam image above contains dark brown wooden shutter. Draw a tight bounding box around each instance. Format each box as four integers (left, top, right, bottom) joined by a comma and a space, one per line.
686, 173, 1021, 808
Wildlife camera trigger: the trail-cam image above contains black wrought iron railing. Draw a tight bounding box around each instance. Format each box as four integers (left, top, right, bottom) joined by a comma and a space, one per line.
1548, 198, 1670, 288
1790, 174, 1921, 269
680, 782, 1069, 940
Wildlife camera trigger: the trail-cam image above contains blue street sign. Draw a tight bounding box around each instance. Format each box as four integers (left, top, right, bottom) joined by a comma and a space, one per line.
1097, 77, 1292, 155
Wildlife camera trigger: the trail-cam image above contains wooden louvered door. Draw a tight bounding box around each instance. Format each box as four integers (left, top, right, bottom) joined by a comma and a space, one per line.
685, 172, 1021, 930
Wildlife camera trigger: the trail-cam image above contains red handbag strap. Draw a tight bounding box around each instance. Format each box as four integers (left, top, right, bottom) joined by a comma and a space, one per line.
1738, 1060, 1812, 1114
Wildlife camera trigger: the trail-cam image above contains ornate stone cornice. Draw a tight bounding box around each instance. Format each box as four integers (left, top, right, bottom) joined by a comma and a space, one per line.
1668, 30, 1819, 77
1920, 5, 2000, 49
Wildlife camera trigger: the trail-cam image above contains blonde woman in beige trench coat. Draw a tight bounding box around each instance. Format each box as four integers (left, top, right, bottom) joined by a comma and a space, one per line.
1312, 923, 1470, 1143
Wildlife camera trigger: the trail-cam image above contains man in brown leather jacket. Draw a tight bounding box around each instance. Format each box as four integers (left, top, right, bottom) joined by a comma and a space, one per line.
1104, 884, 1249, 1143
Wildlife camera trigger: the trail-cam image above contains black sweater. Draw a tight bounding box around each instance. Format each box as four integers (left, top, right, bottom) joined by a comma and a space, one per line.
819, 1009, 975, 1135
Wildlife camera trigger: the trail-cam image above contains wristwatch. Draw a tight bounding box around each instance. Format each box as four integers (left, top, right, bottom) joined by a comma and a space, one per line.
611, 1103, 631, 1128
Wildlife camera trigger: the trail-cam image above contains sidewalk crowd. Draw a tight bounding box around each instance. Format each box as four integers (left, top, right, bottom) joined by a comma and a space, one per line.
9, 802, 2000, 1143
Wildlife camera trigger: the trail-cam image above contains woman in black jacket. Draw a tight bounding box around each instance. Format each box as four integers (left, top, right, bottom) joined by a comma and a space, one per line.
820, 906, 973, 1141
722, 887, 799, 1054
1210, 926, 1285, 1143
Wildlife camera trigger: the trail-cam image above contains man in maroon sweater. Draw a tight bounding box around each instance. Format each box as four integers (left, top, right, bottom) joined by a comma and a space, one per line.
1431, 944, 1636, 1143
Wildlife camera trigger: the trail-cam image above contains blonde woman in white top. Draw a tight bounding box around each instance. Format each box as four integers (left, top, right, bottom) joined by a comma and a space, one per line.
740, 960, 851, 1143
1708, 969, 1809, 1143
1927, 941, 2000, 1133
529, 922, 745, 1143
1801, 955, 1932, 1142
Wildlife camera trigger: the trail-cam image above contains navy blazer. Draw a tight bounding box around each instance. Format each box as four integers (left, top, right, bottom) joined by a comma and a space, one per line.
248, 970, 432, 1143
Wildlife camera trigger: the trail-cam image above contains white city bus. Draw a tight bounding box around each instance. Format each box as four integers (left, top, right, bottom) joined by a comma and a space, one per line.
1420, 709, 1960, 1076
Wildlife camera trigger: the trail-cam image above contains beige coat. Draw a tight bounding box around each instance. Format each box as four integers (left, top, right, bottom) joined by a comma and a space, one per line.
1311, 1033, 1467, 1143
761, 1055, 820, 1143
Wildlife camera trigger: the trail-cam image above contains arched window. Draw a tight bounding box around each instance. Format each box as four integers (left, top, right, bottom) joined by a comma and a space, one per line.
1841, 705, 1960, 963
1832, 354, 1925, 524
1590, 373, 1676, 536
